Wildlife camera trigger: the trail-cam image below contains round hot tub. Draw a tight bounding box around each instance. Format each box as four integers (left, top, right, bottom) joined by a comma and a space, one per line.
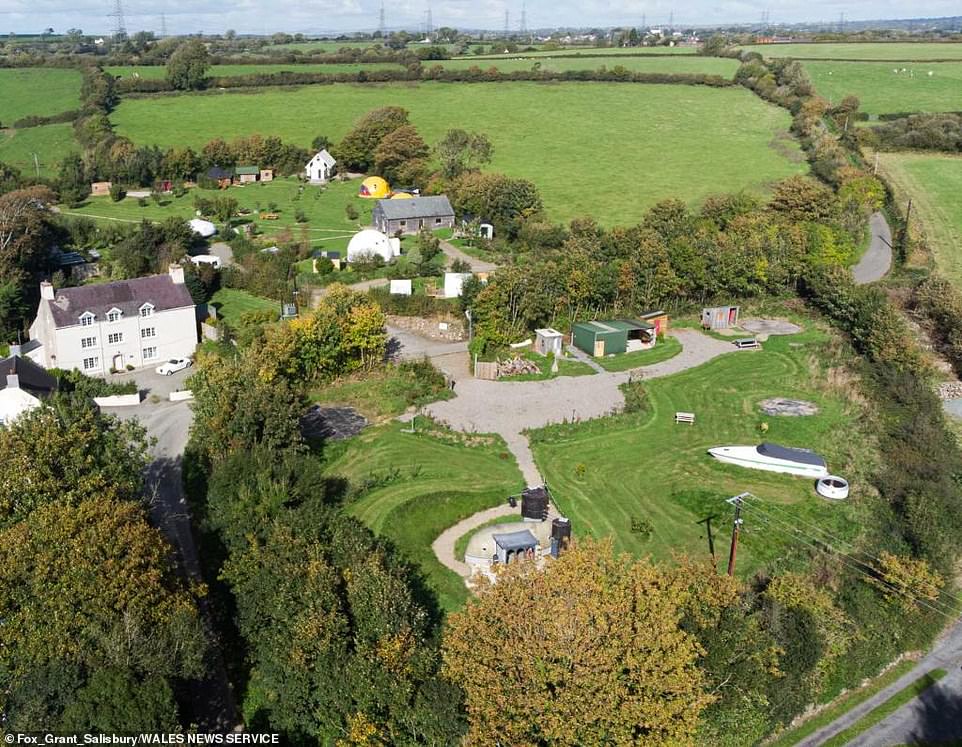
816, 476, 850, 500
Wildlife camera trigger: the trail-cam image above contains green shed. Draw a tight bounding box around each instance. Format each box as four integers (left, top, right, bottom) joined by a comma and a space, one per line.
571, 319, 654, 357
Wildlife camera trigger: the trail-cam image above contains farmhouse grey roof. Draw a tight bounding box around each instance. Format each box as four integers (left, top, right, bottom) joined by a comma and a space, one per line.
375, 195, 454, 221
46, 274, 193, 329
0, 355, 58, 396
756, 443, 826, 468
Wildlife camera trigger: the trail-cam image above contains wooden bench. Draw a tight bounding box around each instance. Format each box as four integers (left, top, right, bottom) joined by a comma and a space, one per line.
675, 411, 695, 425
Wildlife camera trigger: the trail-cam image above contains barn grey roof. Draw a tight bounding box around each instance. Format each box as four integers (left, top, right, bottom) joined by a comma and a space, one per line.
493, 530, 539, 552
375, 195, 454, 221
0, 355, 58, 396
756, 443, 826, 468
46, 274, 193, 329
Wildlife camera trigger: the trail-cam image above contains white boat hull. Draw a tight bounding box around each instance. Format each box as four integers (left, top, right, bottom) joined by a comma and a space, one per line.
708, 446, 829, 478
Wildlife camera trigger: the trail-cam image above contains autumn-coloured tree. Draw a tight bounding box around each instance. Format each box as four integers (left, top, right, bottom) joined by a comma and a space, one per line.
336, 106, 411, 172
0, 397, 150, 528
0, 498, 207, 730
442, 539, 711, 745
373, 125, 429, 184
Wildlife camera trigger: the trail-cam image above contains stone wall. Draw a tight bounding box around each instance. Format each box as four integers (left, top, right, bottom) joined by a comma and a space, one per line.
386, 314, 466, 342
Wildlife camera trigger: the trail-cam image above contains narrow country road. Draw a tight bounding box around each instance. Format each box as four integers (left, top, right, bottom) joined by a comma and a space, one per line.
797, 620, 962, 746
111, 387, 239, 731
852, 211, 893, 285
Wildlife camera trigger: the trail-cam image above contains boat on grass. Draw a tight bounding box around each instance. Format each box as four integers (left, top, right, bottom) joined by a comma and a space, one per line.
708, 442, 829, 478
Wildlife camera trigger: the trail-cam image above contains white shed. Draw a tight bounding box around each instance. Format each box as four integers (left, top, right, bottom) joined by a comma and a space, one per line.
305, 149, 337, 183
535, 328, 564, 357
443, 272, 473, 299
347, 229, 398, 263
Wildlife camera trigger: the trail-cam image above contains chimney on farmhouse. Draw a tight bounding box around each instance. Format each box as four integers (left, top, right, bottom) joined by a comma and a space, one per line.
6, 374, 19, 390
168, 264, 185, 284
40, 281, 54, 300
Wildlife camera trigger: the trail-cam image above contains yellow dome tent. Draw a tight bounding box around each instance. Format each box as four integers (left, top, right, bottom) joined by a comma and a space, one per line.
390, 192, 414, 199
358, 176, 390, 199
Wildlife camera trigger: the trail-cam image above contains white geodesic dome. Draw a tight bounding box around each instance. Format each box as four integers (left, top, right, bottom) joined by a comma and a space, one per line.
347, 229, 395, 263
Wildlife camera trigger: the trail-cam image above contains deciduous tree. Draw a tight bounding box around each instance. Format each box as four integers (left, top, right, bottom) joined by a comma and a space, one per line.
166, 39, 210, 90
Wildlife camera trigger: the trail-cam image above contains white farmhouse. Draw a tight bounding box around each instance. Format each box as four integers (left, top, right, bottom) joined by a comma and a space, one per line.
305, 149, 337, 183
28, 265, 197, 375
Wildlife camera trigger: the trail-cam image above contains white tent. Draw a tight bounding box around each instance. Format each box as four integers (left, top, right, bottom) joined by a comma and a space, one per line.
189, 218, 217, 238
390, 279, 413, 296
347, 229, 398, 263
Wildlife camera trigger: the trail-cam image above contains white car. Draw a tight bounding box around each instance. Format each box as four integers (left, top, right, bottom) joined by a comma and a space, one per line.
156, 358, 192, 376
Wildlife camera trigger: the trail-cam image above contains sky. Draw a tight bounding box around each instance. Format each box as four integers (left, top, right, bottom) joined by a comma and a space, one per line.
2, 0, 961, 36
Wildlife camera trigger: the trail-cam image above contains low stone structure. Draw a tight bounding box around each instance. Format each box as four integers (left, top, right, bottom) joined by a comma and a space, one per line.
386, 314, 466, 342
759, 398, 819, 416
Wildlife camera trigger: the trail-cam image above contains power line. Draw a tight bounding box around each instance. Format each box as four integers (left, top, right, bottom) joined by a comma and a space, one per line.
519, 0, 527, 34
425, 6, 433, 36
160, 12, 167, 38
735, 500, 960, 620
108, 0, 127, 38
503, 9, 510, 38
378, 0, 385, 35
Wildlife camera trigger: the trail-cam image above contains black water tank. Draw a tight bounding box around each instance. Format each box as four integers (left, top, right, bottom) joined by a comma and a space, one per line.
520, 486, 549, 521
552, 517, 571, 545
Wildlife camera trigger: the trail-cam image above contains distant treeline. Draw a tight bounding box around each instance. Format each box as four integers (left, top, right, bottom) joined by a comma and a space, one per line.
116, 66, 734, 95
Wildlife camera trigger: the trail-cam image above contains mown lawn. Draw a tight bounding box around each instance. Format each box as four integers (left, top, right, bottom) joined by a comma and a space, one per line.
804, 60, 962, 115
530, 327, 878, 575
594, 335, 682, 372
740, 42, 962, 60
0, 123, 78, 177
0, 67, 82, 122
210, 288, 276, 324
111, 82, 807, 226
63, 178, 372, 252
326, 423, 524, 610
875, 151, 962, 286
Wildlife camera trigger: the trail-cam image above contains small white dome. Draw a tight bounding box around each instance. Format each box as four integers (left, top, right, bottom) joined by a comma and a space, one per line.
189, 218, 217, 238
347, 229, 395, 263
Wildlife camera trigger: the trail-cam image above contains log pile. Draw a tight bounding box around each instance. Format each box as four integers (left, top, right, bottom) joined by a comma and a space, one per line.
498, 356, 541, 377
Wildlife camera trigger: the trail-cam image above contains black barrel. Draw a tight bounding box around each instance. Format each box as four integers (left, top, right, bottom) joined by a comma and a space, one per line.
521, 486, 549, 521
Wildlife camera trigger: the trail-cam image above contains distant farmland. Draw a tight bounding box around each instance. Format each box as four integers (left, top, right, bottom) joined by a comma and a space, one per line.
112, 81, 806, 226
0, 123, 77, 177
740, 42, 962, 61
435, 55, 739, 76
804, 60, 962, 115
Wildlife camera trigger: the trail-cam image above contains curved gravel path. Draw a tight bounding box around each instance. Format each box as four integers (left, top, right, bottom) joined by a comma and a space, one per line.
852, 211, 893, 285
427, 329, 736, 579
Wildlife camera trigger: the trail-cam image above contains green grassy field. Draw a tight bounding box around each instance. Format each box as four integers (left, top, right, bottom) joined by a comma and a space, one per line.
436, 55, 739, 76
64, 178, 372, 251
0, 67, 82, 122
210, 288, 276, 324
326, 423, 524, 610
112, 82, 806, 226
0, 123, 78, 177
531, 326, 876, 573
106, 62, 405, 79
804, 60, 962, 114
876, 151, 962, 285
741, 42, 962, 60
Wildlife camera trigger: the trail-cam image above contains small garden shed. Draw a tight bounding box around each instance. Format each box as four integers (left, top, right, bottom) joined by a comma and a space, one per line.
572, 319, 655, 357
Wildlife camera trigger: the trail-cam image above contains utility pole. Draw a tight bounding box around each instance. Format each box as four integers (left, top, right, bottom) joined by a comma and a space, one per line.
425, 6, 433, 37
838, 12, 845, 33
697, 515, 718, 568
108, 0, 127, 39
726, 493, 749, 577
641, 12, 646, 30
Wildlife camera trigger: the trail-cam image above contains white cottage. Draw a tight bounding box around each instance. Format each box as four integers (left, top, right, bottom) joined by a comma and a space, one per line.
28, 265, 197, 375
0, 351, 58, 425
305, 149, 337, 183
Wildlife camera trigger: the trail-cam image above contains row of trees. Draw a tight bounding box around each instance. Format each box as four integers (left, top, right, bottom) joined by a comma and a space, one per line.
0, 399, 209, 730
185, 287, 465, 741
465, 173, 881, 348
